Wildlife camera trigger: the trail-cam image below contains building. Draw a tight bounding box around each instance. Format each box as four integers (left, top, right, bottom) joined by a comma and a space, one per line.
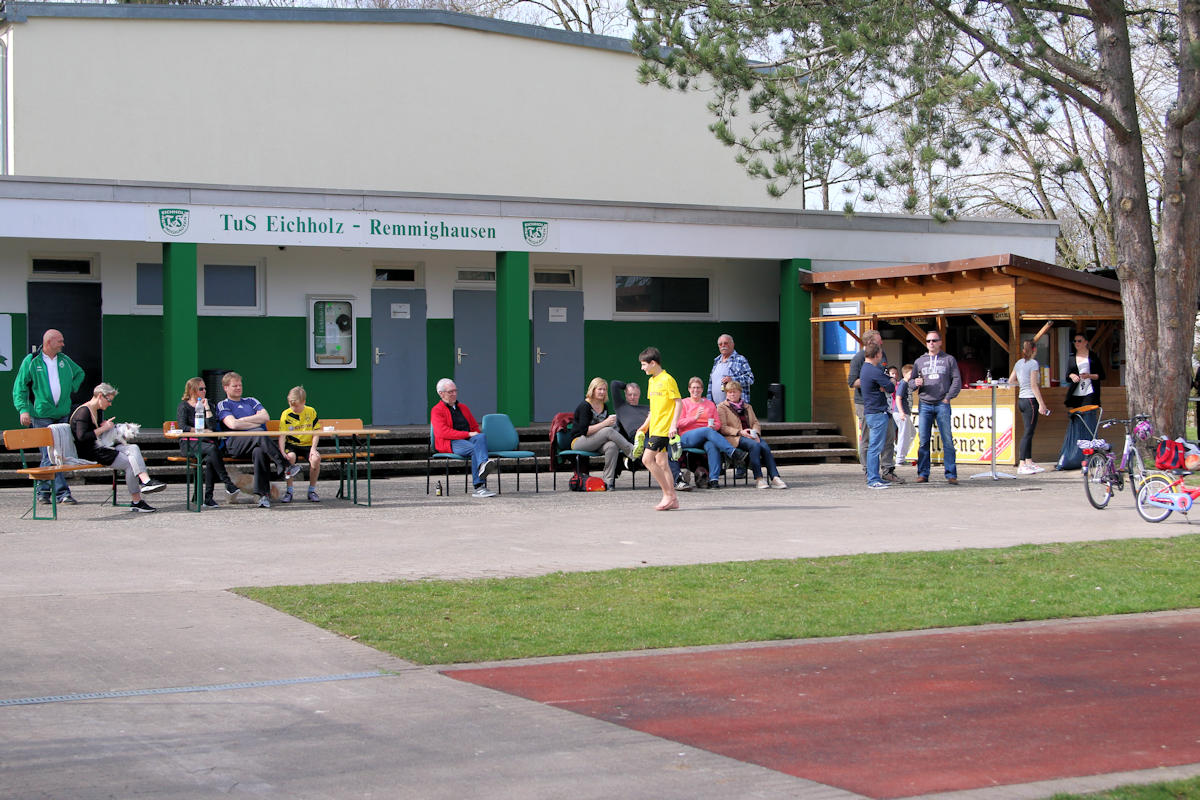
0, 3, 1058, 428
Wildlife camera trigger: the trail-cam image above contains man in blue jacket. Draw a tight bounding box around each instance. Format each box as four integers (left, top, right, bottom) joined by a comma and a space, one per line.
858, 340, 895, 489
12, 329, 86, 504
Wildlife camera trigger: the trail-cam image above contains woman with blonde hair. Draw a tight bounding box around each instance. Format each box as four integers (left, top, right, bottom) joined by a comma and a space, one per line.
70, 383, 167, 512
717, 380, 786, 489
570, 376, 635, 490
176, 376, 239, 507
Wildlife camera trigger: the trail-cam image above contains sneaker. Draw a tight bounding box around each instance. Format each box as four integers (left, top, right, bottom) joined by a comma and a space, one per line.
707, 480, 721, 489
202, 497, 219, 508
770, 476, 788, 489
867, 481, 891, 490
882, 471, 905, 484
1030, 464, 1045, 473
58, 494, 77, 505
756, 477, 769, 489
307, 487, 320, 503
130, 500, 157, 513
479, 458, 499, 480
139, 478, 166, 494
472, 485, 496, 498
1017, 465, 1037, 475
675, 478, 693, 492
37, 495, 52, 506
630, 431, 646, 459
224, 484, 241, 498
947, 477, 959, 485
280, 488, 293, 504
735, 467, 748, 479
729, 449, 749, 469
257, 495, 271, 509
285, 464, 304, 479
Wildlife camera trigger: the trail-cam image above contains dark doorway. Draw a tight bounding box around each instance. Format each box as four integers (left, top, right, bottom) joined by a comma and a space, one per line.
26, 282, 103, 409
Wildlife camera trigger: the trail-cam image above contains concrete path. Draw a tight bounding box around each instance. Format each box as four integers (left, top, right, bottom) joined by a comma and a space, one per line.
1, 463, 1196, 799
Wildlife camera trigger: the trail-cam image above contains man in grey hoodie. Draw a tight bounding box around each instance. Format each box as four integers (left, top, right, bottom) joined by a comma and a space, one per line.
912, 330, 962, 484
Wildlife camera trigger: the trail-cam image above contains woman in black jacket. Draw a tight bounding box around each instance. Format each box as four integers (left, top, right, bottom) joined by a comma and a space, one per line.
1064, 332, 1104, 409
570, 377, 634, 490
177, 376, 239, 507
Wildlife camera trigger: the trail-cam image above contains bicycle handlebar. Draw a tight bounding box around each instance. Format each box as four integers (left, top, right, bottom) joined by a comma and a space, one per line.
1100, 414, 1150, 429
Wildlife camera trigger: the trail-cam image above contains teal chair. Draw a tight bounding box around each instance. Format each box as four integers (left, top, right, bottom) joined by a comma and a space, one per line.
480, 413, 538, 494
427, 427, 471, 495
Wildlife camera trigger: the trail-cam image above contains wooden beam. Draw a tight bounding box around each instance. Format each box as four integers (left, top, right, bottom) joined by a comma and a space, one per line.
1032, 320, 1054, 343
1006, 304, 1020, 360
900, 319, 927, 344
937, 316, 948, 341
971, 313, 1010, 353
840, 320, 863, 347
875, 277, 894, 289
902, 276, 923, 287
929, 273, 951, 284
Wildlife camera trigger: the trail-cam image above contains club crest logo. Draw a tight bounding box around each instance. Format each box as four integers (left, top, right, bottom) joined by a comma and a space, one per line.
158, 208, 190, 237
522, 220, 549, 247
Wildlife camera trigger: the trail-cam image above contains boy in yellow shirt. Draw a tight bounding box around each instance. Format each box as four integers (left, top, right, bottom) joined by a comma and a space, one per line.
278, 386, 322, 503
633, 346, 682, 510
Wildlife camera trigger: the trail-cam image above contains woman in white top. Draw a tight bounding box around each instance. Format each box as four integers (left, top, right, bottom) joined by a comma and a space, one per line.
1007, 339, 1050, 474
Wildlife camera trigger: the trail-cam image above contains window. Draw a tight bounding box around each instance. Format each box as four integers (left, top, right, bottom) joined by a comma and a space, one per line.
374, 261, 422, 285
136, 262, 163, 307
201, 262, 263, 314
534, 268, 576, 288
32, 257, 93, 276
614, 274, 711, 316
457, 268, 496, 284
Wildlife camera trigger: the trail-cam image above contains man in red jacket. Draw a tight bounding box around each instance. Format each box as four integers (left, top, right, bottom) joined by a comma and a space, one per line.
431, 378, 498, 497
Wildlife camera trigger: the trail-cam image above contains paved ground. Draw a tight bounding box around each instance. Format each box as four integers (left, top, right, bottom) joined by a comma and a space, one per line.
1, 462, 1198, 799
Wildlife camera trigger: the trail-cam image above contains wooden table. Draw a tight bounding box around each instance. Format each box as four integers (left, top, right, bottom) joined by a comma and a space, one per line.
166, 428, 390, 511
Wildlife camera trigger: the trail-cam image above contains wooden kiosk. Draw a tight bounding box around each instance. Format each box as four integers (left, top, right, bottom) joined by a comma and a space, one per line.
805, 254, 1125, 466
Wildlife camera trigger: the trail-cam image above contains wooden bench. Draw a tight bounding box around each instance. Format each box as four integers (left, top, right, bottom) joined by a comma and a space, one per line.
2, 427, 123, 520
163, 418, 362, 500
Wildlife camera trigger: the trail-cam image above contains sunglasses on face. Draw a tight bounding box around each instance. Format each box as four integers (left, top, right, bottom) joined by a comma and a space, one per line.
926, 339, 940, 343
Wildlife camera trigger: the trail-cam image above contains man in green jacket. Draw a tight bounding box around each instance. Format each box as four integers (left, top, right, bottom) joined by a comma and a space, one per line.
12, 329, 86, 504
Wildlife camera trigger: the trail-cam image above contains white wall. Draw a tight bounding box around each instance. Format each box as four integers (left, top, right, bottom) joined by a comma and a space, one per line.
9, 15, 806, 210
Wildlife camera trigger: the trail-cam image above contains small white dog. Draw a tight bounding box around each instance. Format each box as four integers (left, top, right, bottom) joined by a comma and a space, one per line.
97, 421, 141, 448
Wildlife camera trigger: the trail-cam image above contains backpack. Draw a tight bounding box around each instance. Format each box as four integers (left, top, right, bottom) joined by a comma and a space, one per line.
1155, 440, 1187, 470
568, 474, 606, 492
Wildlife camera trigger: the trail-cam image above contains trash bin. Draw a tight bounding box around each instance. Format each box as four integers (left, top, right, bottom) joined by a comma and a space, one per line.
766, 383, 785, 422
202, 369, 230, 404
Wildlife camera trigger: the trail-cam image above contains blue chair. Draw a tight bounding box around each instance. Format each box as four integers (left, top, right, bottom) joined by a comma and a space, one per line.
426, 427, 471, 495
481, 413, 538, 494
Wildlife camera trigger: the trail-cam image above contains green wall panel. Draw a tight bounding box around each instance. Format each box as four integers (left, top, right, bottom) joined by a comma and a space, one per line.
582, 321, 780, 406
426, 318, 455, 410
103, 315, 165, 425
0, 312, 28, 430
193, 316, 373, 423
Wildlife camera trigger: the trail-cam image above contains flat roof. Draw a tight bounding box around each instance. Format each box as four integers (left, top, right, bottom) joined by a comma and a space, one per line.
0, 1, 635, 55
0, 176, 1060, 238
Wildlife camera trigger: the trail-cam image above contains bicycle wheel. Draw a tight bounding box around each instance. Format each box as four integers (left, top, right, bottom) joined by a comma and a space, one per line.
1084, 453, 1114, 509
1135, 474, 1174, 523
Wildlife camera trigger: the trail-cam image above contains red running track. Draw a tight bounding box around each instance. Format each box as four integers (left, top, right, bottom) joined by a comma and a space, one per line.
447, 612, 1200, 798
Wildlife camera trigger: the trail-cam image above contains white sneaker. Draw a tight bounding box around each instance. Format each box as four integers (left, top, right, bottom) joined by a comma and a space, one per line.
1031, 464, 1045, 473
770, 476, 788, 489
756, 477, 769, 489
473, 485, 496, 498
479, 458, 499, 480
1017, 465, 1037, 475
675, 478, 693, 492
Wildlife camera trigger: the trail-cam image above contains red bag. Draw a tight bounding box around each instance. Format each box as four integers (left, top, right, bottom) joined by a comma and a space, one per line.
1155, 440, 1186, 470
568, 474, 607, 492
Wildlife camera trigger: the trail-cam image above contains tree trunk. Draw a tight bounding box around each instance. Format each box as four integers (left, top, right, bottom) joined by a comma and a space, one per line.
1155, 0, 1200, 438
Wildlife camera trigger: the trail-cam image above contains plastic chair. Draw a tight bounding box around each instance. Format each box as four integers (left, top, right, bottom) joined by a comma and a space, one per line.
480, 413, 538, 494
427, 427, 471, 495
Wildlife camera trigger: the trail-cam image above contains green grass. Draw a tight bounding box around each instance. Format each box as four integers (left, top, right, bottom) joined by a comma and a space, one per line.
237, 535, 1200, 666
1053, 778, 1200, 799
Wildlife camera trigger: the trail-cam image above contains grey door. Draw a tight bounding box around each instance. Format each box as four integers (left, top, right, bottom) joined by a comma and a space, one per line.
26, 282, 102, 410
370, 288, 428, 425
532, 290, 584, 422
453, 290, 496, 417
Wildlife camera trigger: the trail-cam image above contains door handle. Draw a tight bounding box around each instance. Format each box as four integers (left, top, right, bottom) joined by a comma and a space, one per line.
456, 347, 469, 364
536, 347, 548, 364
374, 347, 387, 365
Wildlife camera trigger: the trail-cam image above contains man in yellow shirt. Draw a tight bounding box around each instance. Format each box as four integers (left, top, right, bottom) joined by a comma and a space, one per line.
633, 346, 682, 510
